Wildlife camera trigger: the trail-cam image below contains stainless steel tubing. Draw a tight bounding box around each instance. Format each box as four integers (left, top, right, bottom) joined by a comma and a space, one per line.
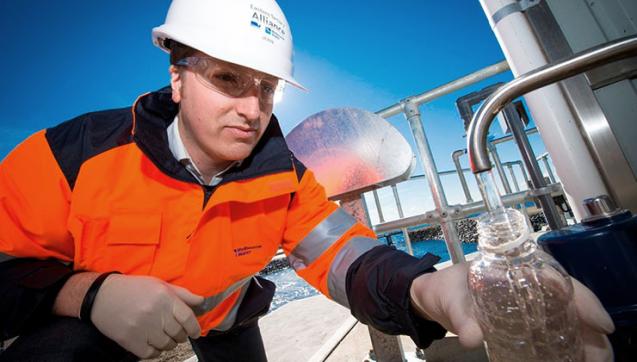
372, 190, 385, 223
402, 100, 465, 264
517, 161, 530, 186
376, 60, 510, 118
460, 190, 533, 216
452, 149, 474, 203
539, 154, 557, 184
392, 184, 414, 255
502, 104, 564, 230
374, 190, 532, 234
468, 36, 637, 173
504, 161, 528, 186
507, 164, 520, 192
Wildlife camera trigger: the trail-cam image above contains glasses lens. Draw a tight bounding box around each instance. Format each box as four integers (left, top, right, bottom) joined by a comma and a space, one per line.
183, 57, 282, 104
198, 61, 248, 97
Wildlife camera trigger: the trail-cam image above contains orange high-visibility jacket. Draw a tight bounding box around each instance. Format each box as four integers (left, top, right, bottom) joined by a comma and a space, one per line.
0, 87, 382, 334
0, 87, 445, 344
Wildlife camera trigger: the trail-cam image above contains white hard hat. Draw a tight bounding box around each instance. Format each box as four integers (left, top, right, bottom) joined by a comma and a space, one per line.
152, 0, 305, 90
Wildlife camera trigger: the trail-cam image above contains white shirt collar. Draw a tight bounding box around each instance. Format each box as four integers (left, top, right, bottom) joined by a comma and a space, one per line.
166, 116, 239, 186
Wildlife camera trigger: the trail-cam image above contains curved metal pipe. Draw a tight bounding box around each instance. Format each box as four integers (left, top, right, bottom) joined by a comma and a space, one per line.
468, 36, 637, 173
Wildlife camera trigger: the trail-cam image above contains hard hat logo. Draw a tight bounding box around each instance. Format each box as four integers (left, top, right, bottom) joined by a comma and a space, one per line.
250, 4, 287, 43
250, 5, 286, 40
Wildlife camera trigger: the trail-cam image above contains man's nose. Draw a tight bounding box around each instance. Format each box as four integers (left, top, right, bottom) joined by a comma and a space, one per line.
235, 86, 261, 121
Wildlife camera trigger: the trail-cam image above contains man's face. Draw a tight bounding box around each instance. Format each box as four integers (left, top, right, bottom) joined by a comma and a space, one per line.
170, 55, 276, 168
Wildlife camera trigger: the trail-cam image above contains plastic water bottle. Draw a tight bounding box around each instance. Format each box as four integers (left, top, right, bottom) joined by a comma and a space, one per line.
468, 172, 584, 361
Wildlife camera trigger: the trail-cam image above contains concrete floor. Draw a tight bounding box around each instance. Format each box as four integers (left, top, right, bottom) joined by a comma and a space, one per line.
260, 294, 487, 362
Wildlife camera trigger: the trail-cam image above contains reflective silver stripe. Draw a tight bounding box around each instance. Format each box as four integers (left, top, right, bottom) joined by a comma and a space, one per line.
0, 253, 14, 263
192, 276, 252, 316
328, 236, 382, 308
213, 281, 251, 331
288, 208, 357, 270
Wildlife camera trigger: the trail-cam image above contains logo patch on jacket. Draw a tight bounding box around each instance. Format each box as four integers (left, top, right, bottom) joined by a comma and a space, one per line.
234, 245, 262, 257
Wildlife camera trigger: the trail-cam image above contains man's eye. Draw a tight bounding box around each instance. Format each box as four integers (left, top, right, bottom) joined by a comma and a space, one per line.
260, 81, 277, 95
213, 72, 241, 86
261, 83, 276, 95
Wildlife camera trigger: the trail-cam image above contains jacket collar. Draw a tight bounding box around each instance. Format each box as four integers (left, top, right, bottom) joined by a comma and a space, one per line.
132, 86, 294, 186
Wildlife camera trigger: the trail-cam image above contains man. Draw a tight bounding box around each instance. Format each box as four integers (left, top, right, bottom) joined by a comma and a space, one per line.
0, 0, 614, 361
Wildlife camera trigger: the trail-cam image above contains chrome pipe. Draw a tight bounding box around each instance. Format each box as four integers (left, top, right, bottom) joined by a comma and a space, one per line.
468, 36, 637, 173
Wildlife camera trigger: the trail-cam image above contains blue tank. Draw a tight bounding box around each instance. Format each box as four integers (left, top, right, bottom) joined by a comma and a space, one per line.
538, 197, 637, 361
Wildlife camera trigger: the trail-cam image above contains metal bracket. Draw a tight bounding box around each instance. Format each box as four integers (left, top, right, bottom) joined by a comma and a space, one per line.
400, 97, 420, 118
492, 0, 542, 25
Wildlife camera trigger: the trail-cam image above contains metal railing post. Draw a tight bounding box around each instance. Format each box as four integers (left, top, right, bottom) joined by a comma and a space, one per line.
402, 100, 465, 264
507, 164, 520, 192
538, 154, 557, 184
372, 189, 385, 223
452, 149, 474, 203
392, 184, 414, 255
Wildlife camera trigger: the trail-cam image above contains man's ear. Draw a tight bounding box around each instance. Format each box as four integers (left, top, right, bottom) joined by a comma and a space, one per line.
169, 65, 182, 103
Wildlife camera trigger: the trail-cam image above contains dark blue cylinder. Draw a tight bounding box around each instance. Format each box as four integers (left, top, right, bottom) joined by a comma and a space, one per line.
538, 210, 637, 361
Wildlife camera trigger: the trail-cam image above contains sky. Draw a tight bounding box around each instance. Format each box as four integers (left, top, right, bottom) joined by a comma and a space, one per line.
0, 0, 555, 224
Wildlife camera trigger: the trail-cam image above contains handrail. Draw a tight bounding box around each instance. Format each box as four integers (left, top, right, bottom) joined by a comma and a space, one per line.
376, 60, 510, 118
467, 36, 637, 173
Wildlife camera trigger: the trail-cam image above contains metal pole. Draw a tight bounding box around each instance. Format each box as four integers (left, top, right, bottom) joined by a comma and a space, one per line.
372, 189, 385, 223
392, 185, 414, 256
452, 149, 474, 203
540, 156, 557, 184
507, 163, 529, 217
488, 142, 513, 195
502, 104, 564, 229
376, 60, 510, 118
507, 164, 520, 192
402, 100, 465, 264
517, 161, 530, 187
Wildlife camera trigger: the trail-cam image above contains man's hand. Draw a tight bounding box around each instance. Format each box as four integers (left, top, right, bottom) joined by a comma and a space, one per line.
90, 274, 204, 359
409, 262, 615, 361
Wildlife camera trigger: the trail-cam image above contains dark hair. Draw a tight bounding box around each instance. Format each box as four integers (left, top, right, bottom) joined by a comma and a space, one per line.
167, 40, 199, 65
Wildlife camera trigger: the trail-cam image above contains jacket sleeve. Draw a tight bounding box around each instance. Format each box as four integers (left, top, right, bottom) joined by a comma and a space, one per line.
0, 130, 76, 340
281, 162, 446, 348
346, 246, 447, 348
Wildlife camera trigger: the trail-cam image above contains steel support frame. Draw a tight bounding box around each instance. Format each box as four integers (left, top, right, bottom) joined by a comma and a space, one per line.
375, 60, 511, 265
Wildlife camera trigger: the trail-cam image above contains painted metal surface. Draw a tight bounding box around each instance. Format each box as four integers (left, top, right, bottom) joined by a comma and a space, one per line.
286, 108, 415, 201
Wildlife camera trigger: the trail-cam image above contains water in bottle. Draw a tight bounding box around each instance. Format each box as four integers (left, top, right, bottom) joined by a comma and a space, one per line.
468, 171, 584, 361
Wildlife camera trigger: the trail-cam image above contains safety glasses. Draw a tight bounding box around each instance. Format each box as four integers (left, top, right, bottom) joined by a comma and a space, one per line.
176, 57, 284, 105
